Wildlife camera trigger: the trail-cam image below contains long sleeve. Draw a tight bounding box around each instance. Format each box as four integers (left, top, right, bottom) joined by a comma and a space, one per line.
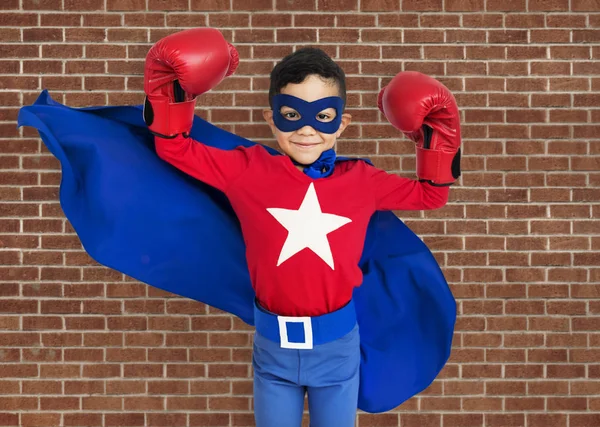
367, 164, 450, 211
154, 134, 255, 192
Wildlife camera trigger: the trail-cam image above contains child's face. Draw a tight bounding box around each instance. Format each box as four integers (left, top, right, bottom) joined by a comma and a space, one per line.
263, 74, 352, 167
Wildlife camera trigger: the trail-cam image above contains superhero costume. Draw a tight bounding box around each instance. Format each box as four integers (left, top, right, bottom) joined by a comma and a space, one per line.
16, 27, 459, 414
154, 107, 449, 317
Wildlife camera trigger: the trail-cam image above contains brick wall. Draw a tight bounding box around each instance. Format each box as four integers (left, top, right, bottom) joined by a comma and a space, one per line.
2, 0, 600, 426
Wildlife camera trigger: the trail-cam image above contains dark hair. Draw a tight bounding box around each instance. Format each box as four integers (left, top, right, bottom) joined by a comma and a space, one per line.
268, 47, 346, 110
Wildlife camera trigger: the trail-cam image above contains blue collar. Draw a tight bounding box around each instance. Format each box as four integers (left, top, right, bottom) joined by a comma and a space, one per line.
290, 149, 373, 179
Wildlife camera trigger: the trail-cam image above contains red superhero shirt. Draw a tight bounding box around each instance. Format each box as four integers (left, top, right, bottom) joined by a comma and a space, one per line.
156, 136, 449, 317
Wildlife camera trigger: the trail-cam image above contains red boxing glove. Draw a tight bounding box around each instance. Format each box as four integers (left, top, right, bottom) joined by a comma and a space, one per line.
378, 71, 461, 185
143, 27, 239, 138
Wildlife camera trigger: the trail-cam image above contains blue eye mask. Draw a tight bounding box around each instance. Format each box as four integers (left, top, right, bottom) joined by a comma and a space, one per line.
272, 94, 344, 134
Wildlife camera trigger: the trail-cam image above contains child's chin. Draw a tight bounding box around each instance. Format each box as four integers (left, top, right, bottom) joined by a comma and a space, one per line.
291, 152, 320, 165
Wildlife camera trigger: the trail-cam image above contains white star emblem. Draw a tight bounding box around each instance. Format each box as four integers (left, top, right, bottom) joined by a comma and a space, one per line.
266, 183, 352, 270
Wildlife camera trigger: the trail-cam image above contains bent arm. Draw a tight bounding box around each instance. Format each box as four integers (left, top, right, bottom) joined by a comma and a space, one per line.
369, 165, 450, 211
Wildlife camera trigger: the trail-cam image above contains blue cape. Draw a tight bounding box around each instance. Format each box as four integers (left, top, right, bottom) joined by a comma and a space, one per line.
17, 90, 456, 413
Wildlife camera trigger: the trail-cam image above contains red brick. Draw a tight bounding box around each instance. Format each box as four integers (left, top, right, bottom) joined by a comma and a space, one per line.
21, 414, 62, 427
64, 413, 103, 427
361, 0, 399, 10
107, 0, 145, 10
189, 413, 229, 426
232, 0, 271, 10
207, 13, 248, 27
277, 28, 316, 43
319, 0, 357, 10
402, 0, 441, 10
148, 0, 188, 10
190, 0, 229, 10
275, 0, 316, 10
105, 413, 144, 427
486, 0, 526, 10
0, 0, 18, 8
23, 0, 61, 9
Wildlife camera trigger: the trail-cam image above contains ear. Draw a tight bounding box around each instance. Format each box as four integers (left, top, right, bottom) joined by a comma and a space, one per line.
263, 108, 277, 135
335, 113, 352, 138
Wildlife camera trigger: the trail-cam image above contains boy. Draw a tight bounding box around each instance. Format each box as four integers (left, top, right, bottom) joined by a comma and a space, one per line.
143, 28, 460, 427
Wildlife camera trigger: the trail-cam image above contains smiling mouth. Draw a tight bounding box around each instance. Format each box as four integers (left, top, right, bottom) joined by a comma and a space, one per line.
291, 142, 320, 147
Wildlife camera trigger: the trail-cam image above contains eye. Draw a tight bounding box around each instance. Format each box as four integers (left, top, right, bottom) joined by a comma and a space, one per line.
284, 112, 300, 120
280, 107, 301, 121
316, 108, 336, 122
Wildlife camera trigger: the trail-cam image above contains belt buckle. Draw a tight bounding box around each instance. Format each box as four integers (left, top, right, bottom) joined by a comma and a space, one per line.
277, 316, 313, 350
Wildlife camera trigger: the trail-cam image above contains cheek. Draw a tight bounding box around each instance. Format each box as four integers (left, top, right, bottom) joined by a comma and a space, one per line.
321, 133, 336, 147
276, 131, 293, 145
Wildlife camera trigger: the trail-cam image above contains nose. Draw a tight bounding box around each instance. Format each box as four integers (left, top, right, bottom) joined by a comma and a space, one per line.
296, 125, 316, 135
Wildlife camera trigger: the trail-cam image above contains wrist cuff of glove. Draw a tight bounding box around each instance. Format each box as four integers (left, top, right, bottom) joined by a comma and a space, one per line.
416, 146, 461, 185
144, 97, 195, 138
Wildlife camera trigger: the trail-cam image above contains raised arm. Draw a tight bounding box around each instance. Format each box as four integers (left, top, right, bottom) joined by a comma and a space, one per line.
143, 27, 249, 192
377, 71, 462, 196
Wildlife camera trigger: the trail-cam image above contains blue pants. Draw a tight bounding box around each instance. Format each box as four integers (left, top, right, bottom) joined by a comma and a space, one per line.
252, 324, 360, 427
